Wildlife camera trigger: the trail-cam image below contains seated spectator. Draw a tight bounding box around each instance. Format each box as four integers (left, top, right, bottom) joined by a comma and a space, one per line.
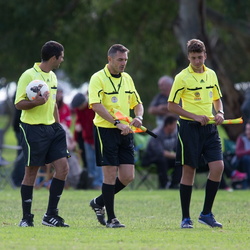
234, 121, 250, 188
217, 125, 247, 190
71, 92, 103, 190
148, 75, 174, 127
142, 115, 182, 189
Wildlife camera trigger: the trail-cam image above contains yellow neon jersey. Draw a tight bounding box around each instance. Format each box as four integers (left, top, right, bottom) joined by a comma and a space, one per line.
15, 63, 58, 125
88, 64, 142, 128
168, 64, 222, 120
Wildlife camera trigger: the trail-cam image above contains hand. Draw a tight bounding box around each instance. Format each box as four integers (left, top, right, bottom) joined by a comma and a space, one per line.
116, 123, 133, 135
130, 117, 142, 128
33, 91, 49, 105
214, 113, 224, 125
194, 115, 210, 126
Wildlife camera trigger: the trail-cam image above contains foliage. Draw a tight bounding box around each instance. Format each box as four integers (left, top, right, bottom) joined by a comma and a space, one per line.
0, 188, 250, 249
1, 0, 250, 130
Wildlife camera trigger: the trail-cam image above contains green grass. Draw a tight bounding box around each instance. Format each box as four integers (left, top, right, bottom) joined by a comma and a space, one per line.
0, 187, 250, 250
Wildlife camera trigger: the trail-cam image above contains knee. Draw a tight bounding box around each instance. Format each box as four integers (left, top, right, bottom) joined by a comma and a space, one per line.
54, 163, 69, 180
120, 173, 135, 186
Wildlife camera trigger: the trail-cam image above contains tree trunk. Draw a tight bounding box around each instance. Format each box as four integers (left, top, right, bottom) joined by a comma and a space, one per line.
174, 0, 243, 140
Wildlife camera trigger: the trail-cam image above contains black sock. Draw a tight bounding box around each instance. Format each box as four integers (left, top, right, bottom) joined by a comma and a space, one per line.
95, 178, 126, 207
102, 183, 115, 223
46, 178, 65, 214
21, 185, 33, 217
202, 179, 220, 215
180, 184, 192, 220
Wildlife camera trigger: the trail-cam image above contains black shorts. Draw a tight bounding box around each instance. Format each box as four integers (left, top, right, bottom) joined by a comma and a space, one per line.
176, 119, 223, 168
94, 126, 134, 166
19, 122, 69, 166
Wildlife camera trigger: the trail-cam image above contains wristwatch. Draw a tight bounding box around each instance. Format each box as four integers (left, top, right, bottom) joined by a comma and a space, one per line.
217, 110, 224, 115
114, 119, 121, 126
136, 116, 143, 121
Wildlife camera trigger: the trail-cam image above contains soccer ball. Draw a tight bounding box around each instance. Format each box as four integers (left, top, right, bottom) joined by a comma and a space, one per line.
26, 80, 49, 100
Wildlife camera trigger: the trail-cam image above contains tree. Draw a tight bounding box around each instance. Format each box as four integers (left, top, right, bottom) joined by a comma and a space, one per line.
173, 0, 250, 139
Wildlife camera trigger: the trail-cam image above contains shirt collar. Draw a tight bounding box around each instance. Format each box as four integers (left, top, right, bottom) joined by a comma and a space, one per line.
188, 64, 208, 73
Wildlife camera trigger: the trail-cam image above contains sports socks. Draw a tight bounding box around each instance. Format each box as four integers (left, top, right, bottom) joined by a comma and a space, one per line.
202, 179, 220, 215
95, 177, 126, 207
180, 184, 193, 219
46, 178, 65, 214
102, 183, 116, 223
21, 184, 33, 217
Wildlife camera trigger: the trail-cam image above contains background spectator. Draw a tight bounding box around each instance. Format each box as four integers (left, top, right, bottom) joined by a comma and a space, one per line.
148, 75, 174, 127
142, 115, 181, 189
71, 92, 103, 190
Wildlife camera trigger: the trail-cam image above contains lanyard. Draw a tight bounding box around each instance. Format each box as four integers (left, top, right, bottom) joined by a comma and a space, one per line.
104, 69, 122, 93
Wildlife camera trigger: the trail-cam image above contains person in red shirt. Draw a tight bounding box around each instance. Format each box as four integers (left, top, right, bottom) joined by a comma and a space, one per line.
56, 86, 71, 128
71, 92, 103, 189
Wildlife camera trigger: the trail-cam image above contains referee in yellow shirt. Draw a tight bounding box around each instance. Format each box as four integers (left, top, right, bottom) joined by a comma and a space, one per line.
168, 39, 224, 229
89, 44, 144, 228
15, 41, 69, 227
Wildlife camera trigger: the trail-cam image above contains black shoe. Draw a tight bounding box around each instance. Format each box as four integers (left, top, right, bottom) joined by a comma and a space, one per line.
42, 209, 69, 227
19, 214, 34, 227
106, 218, 125, 228
90, 199, 106, 226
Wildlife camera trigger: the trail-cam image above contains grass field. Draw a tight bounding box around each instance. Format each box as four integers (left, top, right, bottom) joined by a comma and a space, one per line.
1, 119, 250, 249
0, 187, 250, 250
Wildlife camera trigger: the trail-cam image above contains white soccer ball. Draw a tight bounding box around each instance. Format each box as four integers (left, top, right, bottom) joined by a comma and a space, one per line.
26, 80, 49, 100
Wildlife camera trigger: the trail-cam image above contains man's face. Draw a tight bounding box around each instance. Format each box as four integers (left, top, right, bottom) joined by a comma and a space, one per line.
108, 51, 128, 74
53, 51, 64, 69
188, 51, 206, 72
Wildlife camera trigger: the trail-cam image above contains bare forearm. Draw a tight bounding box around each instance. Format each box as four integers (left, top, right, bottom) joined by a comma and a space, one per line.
92, 103, 115, 124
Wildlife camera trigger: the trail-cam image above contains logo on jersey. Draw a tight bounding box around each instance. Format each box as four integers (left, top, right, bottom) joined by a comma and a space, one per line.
194, 92, 201, 101
111, 96, 118, 103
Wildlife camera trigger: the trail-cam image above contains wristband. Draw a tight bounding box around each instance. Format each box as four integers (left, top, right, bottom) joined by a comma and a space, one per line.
217, 110, 224, 115
114, 119, 121, 126
136, 116, 143, 121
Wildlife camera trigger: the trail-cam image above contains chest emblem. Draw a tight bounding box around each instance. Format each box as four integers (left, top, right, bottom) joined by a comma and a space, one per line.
194, 92, 201, 101
111, 96, 118, 103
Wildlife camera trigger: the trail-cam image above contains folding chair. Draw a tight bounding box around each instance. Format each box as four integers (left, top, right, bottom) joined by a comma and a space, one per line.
132, 133, 158, 190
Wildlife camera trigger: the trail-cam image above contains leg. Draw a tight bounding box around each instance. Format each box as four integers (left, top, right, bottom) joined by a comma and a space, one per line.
101, 165, 118, 223
198, 160, 223, 228
19, 165, 40, 227
155, 158, 169, 189
180, 165, 195, 228
42, 157, 69, 227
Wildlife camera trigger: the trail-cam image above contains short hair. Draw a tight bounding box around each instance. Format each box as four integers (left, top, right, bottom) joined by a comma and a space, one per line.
187, 39, 206, 54
163, 115, 178, 127
107, 44, 129, 57
41, 41, 64, 61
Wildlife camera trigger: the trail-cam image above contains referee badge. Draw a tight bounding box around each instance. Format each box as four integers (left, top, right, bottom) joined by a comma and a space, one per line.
111, 96, 118, 103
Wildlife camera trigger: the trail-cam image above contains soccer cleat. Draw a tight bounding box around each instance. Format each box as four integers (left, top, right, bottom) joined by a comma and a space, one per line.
106, 218, 125, 228
42, 212, 69, 227
90, 199, 106, 226
19, 214, 34, 227
180, 218, 193, 229
198, 213, 222, 228
231, 170, 247, 182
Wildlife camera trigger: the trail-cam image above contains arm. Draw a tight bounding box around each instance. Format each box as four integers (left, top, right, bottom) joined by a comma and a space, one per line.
168, 101, 209, 125
54, 103, 60, 123
15, 91, 49, 110
213, 99, 224, 125
148, 104, 169, 116
130, 103, 143, 128
92, 103, 133, 135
